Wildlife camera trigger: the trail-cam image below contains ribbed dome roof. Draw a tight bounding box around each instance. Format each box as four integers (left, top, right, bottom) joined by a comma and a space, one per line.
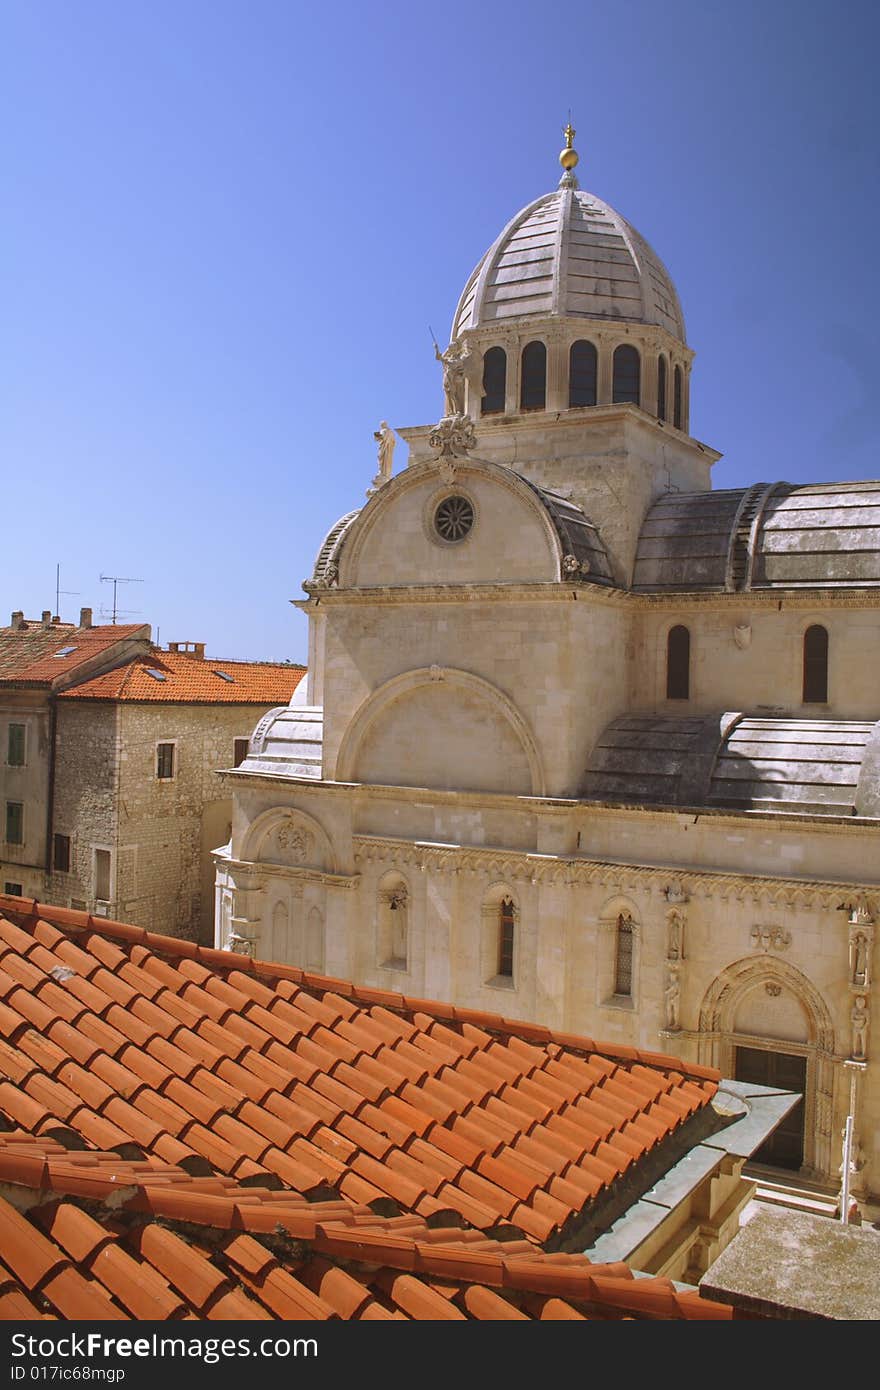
452, 187, 685, 343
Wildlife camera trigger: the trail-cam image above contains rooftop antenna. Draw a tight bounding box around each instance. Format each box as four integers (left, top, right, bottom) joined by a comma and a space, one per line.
99, 573, 143, 624
54, 563, 79, 622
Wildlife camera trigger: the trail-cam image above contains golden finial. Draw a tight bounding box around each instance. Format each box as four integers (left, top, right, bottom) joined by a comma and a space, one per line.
558, 118, 579, 188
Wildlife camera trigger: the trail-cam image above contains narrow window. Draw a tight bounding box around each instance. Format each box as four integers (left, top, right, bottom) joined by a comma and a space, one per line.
156, 742, 175, 780
569, 340, 597, 407
657, 355, 667, 421
520, 341, 547, 411
7, 724, 25, 767
614, 914, 634, 996
803, 625, 828, 703
305, 907, 324, 971
498, 896, 516, 978
5, 802, 23, 845
233, 738, 249, 768
94, 849, 111, 901
612, 345, 640, 404
666, 625, 690, 700
53, 834, 71, 873
481, 346, 506, 415
4, 883, 23, 897
673, 365, 683, 428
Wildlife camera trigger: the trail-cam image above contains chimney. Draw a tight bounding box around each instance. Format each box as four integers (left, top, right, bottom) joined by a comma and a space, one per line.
79, 607, 93, 629
168, 642, 180, 653
194, 642, 205, 660
41, 610, 52, 627
10, 611, 24, 630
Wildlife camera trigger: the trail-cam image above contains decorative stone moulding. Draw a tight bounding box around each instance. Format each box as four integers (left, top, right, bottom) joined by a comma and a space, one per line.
428, 413, 477, 460
750, 925, 792, 952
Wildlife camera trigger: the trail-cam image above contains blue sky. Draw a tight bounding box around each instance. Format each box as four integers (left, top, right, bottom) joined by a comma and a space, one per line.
4, 0, 879, 663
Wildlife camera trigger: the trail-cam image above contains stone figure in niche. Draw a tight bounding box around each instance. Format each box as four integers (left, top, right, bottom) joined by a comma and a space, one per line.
664, 963, 681, 1031
435, 339, 471, 417
849, 930, 871, 989
372, 421, 396, 485
851, 995, 869, 1060
666, 908, 685, 961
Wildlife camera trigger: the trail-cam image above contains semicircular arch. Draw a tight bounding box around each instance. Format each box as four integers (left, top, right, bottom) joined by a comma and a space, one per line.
334, 666, 546, 797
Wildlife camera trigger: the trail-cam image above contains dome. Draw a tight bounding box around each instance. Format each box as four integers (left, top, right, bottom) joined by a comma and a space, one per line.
452, 186, 686, 344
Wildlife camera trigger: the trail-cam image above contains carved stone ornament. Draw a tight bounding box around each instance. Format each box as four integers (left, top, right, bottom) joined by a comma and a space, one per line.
275, 823, 313, 862
733, 624, 752, 650
664, 961, 681, 1031
225, 930, 257, 957
428, 413, 477, 460
765, 982, 782, 997
851, 995, 869, 1061
666, 907, 685, 961
750, 924, 791, 952
665, 879, 689, 905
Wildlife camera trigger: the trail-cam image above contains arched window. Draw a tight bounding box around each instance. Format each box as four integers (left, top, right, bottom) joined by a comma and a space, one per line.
657, 355, 667, 421
612, 345, 640, 405
520, 341, 547, 411
498, 896, 516, 978
614, 914, 634, 996
569, 340, 597, 408
305, 906, 324, 971
803, 625, 828, 703
481, 347, 506, 415
673, 365, 683, 429
666, 625, 690, 700
378, 872, 408, 970
271, 900, 288, 961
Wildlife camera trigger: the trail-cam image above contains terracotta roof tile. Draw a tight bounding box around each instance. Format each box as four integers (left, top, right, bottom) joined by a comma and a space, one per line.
57, 649, 305, 705
0, 899, 735, 1323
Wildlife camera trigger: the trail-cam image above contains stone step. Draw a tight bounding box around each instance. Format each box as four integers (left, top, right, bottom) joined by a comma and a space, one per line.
751, 1178, 839, 1218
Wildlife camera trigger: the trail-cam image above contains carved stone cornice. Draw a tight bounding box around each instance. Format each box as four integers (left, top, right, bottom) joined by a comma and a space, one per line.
222, 855, 360, 890
352, 835, 880, 908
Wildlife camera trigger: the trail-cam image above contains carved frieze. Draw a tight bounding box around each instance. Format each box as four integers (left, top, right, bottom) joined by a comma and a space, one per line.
750, 925, 791, 952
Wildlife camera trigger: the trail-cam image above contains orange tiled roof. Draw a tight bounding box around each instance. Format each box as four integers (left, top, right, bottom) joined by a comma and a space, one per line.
0, 897, 729, 1321
58, 650, 306, 704
0, 623, 149, 686
0, 1136, 730, 1320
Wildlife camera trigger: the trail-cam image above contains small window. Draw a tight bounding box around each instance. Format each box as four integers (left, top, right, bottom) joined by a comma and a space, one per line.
803, 625, 828, 703
481, 346, 506, 415
52, 646, 77, 658
53, 834, 71, 873
498, 897, 516, 978
612, 345, 640, 405
569, 340, 597, 408
146, 668, 167, 682
520, 341, 547, 411
156, 743, 176, 779
94, 849, 111, 902
7, 724, 25, 767
5, 802, 23, 845
614, 914, 634, 996
673, 365, 683, 429
434, 494, 475, 543
666, 625, 690, 700
4, 883, 23, 897
214, 670, 235, 683
233, 738, 250, 768
657, 355, 667, 422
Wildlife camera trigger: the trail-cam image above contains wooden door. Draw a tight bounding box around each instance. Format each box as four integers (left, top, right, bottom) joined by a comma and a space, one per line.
735, 1046, 806, 1170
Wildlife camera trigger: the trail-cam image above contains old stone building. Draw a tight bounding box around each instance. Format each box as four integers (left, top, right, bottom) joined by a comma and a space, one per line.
216, 130, 880, 1200
0, 608, 151, 900
52, 643, 305, 941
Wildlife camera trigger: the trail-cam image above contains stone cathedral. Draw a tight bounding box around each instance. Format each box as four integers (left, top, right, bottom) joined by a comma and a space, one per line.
216, 129, 880, 1200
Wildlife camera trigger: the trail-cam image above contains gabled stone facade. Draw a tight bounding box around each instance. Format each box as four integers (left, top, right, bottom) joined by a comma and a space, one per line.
218, 136, 880, 1202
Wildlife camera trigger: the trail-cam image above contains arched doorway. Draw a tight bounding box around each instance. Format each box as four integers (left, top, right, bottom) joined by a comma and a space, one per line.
698, 957, 837, 1182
